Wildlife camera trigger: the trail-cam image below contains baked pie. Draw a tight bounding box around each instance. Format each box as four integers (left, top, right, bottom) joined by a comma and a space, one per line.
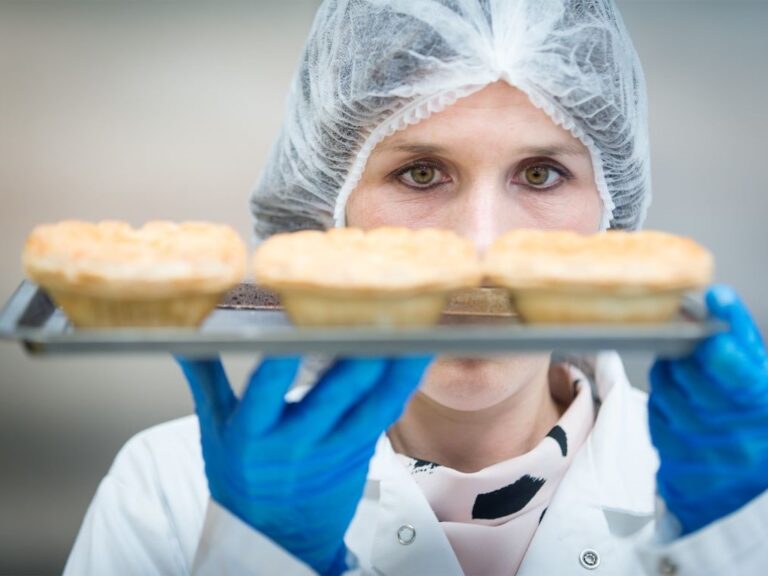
484, 229, 713, 323
253, 227, 482, 326
23, 220, 247, 327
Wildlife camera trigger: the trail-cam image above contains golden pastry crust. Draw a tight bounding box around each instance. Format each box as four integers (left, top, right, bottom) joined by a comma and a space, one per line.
254, 227, 481, 293
22, 220, 247, 327
484, 229, 714, 323
253, 227, 482, 326
484, 229, 713, 291
23, 220, 247, 298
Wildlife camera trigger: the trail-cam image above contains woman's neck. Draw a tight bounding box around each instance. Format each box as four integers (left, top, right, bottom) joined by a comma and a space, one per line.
387, 361, 564, 473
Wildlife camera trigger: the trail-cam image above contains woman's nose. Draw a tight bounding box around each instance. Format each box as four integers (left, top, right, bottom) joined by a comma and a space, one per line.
453, 184, 511, 255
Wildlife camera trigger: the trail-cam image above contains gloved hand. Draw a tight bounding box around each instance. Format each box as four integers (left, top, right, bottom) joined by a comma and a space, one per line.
649, 284, 768, 535
176, 356, 431, 575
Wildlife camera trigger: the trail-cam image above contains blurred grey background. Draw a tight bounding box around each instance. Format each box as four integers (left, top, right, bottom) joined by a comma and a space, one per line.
1, 1, 766, 574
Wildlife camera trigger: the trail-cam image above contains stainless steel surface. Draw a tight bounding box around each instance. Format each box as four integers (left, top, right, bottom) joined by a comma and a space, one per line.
0, 281, 725, 357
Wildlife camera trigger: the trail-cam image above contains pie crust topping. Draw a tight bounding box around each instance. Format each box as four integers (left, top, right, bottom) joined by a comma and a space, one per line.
23, 220, 247, 327
24, 220, 247, 298
254, 227, 481, 293
483, 229, 714, 323
484, 230, 713, 291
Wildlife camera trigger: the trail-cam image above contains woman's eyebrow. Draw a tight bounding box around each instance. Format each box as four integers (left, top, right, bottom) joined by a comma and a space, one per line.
384, 143, 449, 155
379, 142, 588, 157
516, 143, 589, 158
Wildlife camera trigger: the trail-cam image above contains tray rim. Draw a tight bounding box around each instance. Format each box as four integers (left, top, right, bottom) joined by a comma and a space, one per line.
0, 280, 725, 357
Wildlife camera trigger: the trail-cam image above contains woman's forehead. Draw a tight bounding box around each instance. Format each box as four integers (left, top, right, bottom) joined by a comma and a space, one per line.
450, 81, 534, 110
375, 83, 588, 159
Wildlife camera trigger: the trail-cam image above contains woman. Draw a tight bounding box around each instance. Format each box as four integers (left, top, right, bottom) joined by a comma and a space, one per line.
65, 1, 768, 575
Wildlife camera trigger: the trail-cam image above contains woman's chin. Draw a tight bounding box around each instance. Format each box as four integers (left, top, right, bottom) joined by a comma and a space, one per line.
419, 354, 551, 412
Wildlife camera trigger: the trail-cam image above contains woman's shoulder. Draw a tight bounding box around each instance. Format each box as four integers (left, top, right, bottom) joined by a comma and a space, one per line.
66, 416, 209, 572
108, 415, 207, 499
121, 414, 201, 454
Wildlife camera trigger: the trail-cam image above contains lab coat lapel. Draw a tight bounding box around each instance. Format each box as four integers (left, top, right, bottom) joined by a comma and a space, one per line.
518, 352, 658, 575
589, 352, 658, 514
368, 436, 464, 576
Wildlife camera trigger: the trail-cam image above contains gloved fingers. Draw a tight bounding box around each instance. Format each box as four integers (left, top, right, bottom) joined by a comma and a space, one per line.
283, 358, 390, 442
648, 361, 703, 460
648, 363, 690, 456
656, 464, 735, 509
650, 361, 768, 464
668, 357, 768, 426
659, 457, 768, 494
667, 357, 719, 409
294, 443, 376, 500
706, 284, 767, 363
648, 404, 718, 467
694, 333, 768, 406
649, 360, 700, 429
653, 415, 768, 463
656, 472, 732, 536
661, 480, 766, 536
231, 356, 302, 437
175, 356, 237, 430
648, 360, 675, 422
329, 356, 432, 446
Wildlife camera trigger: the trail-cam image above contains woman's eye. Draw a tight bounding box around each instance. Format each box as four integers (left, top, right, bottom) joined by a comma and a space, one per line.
398, 164, 446, 189
521, 165, 564, 189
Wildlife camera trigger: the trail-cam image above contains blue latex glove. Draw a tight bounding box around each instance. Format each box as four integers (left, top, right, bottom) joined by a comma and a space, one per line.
649, 285, 768, 535
176, 356, 431, 575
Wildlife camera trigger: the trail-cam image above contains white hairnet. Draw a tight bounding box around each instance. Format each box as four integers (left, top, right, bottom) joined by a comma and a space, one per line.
250, 0, 651, 239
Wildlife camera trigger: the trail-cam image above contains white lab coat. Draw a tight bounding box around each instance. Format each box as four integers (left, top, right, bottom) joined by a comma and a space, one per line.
64, 351, 768, 575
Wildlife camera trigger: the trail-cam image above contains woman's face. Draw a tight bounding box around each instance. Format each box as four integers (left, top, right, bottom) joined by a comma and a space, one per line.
346, 81, 602, 411
347, 81, 602, 251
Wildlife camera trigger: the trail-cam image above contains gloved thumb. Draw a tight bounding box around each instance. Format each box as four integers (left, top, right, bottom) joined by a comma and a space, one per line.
706, 285, 767, 364
174, 356, 238, 430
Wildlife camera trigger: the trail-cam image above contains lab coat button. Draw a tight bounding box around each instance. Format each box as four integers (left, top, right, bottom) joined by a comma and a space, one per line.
658, 557, 678, 575
396, 524, 416, 545
579, 549, 600, 570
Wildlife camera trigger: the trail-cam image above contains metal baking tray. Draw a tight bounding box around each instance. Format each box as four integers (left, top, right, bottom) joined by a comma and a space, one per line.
0, 281, 725, 357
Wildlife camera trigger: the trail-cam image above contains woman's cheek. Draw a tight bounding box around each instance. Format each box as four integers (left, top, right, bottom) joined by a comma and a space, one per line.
347, 186, 449, 229
511, 187, 602, 233
347, 182, 602, 234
